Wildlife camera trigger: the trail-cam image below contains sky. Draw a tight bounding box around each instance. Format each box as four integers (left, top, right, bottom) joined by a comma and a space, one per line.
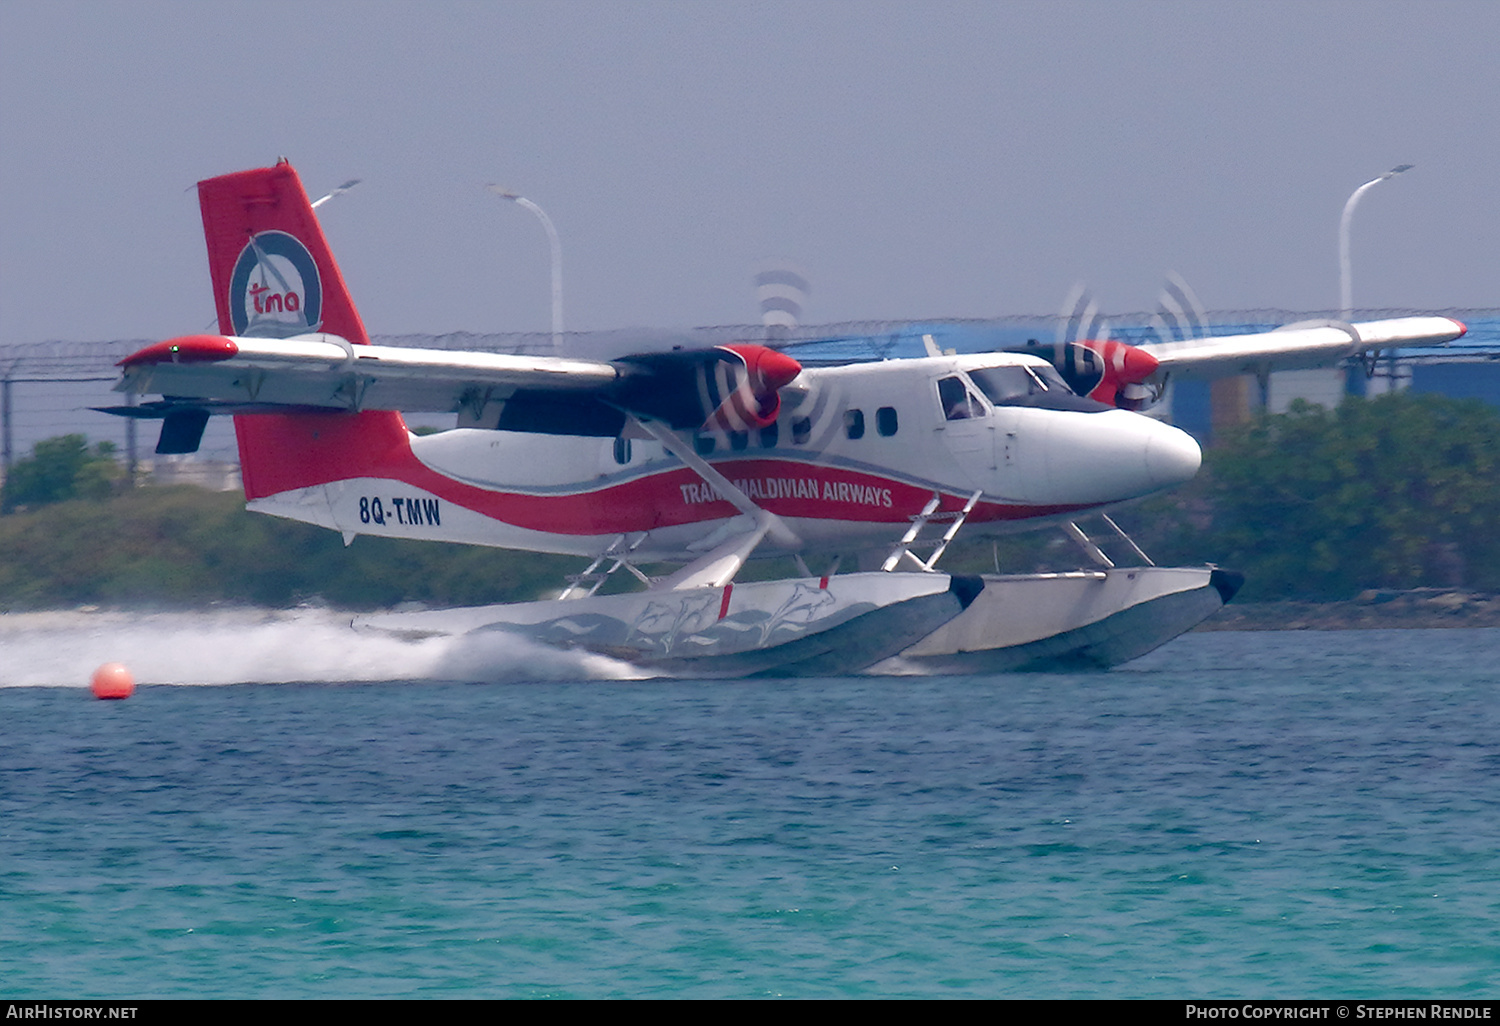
2, 0, 1496, 348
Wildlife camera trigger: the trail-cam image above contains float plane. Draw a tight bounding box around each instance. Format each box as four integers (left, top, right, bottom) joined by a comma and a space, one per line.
102, 161, 1466, 675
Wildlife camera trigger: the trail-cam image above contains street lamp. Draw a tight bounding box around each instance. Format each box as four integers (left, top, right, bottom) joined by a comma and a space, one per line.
488, 184, 563, 353
1339, 164, 1413, 320
311, 179, 361, 209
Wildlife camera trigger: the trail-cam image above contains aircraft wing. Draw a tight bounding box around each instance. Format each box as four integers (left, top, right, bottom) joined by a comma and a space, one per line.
108, 332, 802, 438
1136, 316, 1466, 379
115, 333, 621, 414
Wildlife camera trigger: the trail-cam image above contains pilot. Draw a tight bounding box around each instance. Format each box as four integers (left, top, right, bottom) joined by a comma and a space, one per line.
938, 376, 976, 420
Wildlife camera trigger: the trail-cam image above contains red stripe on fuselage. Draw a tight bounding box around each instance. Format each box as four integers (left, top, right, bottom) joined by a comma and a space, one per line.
244, 418, 1092, 534
404, 457, 1085, 534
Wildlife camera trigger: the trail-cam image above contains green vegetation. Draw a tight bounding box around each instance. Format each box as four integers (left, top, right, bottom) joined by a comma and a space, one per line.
5, 391, 1500, 609
1, 434, 123, 513
1180, 393, 1500, 599
0, 485, 583, 611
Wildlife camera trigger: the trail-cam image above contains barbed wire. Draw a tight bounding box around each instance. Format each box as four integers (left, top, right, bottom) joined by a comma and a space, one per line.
3, 308, 1497, 377
2, 310, 1495, 470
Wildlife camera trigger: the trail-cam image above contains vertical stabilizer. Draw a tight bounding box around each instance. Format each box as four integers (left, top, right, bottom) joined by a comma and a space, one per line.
197, 160, 407, 501
198, 160, 369, 344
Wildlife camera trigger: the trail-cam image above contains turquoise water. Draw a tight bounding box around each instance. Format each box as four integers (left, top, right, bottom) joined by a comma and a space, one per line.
2, 622, 1498, 998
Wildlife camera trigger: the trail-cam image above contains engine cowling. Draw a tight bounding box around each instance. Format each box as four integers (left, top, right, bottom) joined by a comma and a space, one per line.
1053, 339, 1161, 408
613, 344, 802, 432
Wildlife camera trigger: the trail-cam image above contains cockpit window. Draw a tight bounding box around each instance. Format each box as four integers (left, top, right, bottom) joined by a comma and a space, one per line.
965, 366, 1031, 404
963, 363, 1109, 413
1028, 364, 1074, 394
938, 376, 986, 420
968, 364, 1074, 404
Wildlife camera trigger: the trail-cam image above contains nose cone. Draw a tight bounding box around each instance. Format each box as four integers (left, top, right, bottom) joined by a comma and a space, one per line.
1013, 409, 1203, 506
1144, 420, 1201, 487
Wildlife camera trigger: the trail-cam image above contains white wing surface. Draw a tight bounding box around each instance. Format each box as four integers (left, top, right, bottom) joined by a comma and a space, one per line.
116, 333, 621, 414
1136, 316, 1466, 380
108, 332, 804, 445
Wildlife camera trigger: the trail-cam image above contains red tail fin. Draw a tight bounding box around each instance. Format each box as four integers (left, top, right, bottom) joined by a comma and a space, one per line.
199, 160, 370, 344
197, 160, 407, 500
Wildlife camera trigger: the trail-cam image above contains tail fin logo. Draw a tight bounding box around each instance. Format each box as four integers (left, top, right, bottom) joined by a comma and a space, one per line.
227, 230, 323, 338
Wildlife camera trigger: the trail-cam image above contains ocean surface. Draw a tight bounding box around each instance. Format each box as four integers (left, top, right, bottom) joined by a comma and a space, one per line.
1, 610, 1498, 999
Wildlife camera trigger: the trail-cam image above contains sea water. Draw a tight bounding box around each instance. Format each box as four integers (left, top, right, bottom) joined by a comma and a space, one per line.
1, 611, 1497, 998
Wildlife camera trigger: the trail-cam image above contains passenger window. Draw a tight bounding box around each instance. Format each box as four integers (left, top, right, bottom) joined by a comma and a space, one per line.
694, 433, 716, 456
729, 431, 749, 452
877, 406, 898, 436
759, 422, 779, 448
613, 436, 631, 465
845, 409, 865, 440
792, 417, 811, 445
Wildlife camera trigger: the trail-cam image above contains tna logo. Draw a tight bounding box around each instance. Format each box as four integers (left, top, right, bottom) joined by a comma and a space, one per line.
227, 231, 323, 338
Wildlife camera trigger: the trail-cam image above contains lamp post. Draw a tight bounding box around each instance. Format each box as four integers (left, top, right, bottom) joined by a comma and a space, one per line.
1339, 164, 1412, 320
310, 179, 361, 209
488, 185, 563, 353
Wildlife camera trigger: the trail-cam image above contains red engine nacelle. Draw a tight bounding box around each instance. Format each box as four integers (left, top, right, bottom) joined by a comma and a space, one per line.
702, 344, 803, 432
1057, 339, 1161, 408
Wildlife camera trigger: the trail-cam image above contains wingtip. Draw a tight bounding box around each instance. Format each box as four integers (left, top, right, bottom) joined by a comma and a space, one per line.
117, 335, 239, 367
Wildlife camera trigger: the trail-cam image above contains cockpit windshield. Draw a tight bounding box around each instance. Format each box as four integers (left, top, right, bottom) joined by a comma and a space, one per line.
967, 364, 1072, 403
963, 363, 1110, 413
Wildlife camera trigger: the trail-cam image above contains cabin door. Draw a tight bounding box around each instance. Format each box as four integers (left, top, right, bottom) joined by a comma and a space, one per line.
935, 375, 997, 488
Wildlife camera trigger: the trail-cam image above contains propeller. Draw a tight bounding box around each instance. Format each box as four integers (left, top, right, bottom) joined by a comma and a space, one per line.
613, 345, 802, 434
1051, 283, 1160, 407
1127, 270, 1210, 408
1149, 270, 1208, 347
754, 263, 809, 339
706, 345, 804, 432
1045, 273, 1208, 409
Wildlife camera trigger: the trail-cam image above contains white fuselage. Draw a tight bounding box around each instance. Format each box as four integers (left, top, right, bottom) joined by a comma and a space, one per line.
249, 352, 1202, 563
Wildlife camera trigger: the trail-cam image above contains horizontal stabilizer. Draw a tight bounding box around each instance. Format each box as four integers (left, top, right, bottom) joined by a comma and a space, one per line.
95, 399, 334, 418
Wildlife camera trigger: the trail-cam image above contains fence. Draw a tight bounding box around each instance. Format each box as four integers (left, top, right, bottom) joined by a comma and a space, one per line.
3, 310, 1497, 488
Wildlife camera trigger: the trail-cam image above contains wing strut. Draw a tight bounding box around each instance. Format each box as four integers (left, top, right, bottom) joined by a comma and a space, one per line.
559, 532, 650, 599
1061, 515, 1155, 569
628, 415, 802, 590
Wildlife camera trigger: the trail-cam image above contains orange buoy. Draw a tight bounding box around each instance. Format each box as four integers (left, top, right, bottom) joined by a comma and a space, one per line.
90, 663, 135, 700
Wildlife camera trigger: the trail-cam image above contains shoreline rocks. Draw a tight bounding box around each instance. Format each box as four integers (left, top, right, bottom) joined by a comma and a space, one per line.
1200, 588, 1500, 631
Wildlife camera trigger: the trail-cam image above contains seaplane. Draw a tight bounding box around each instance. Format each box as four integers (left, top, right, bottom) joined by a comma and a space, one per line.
101, 161, 1467, 676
